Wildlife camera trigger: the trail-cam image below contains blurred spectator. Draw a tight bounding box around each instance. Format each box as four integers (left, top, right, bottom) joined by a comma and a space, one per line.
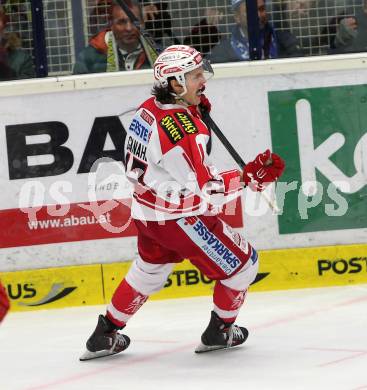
140, 0, 179, 46
0, 6, 34, 81
331, 0, 367, 54
272, 0, 309, 56
283, 0, 313, 20
88, 0, 177, 46
74, 0, 150, 74
0, 1, 30, 42
282, 0, 335, 56
88, 0, 112, 36
209, 0, 301, 63
184, 6, 224, 55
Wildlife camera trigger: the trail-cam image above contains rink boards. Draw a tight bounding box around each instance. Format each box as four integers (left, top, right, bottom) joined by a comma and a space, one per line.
2, 243, 367, 312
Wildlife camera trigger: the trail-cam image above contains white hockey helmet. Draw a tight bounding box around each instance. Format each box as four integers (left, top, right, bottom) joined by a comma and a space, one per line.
153, 45, 214, 96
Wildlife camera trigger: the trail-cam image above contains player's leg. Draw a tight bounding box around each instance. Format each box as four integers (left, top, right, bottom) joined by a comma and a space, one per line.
80, 223, 177, 361
170, 214, 259, 352
130, 215, 259, 353
106, 257, 174, 326
80, 259, 174, 361
196, 253, 259, 353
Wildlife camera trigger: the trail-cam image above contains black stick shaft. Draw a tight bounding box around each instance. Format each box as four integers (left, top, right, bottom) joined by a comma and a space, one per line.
202, 112, 246, 167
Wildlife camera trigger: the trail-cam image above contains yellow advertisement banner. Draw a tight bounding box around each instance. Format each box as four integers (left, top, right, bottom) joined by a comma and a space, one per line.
102, 261, 215, 302
1, 264, 103, 312
257, 244, 367, 291
2, 243, 366, 312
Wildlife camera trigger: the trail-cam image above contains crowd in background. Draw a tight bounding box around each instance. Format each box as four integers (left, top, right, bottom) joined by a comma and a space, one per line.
1, 0, 367, 81
0, 4, 34, 80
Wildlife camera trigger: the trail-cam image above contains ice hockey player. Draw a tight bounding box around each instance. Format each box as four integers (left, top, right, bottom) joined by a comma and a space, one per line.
80, 44, 285, 361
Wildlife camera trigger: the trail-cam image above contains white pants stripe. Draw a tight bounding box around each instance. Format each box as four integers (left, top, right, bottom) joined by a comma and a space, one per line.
213, 304, 241, 320
107, 303, 133, 324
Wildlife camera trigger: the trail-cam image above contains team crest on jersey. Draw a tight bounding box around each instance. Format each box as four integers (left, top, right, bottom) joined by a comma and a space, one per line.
160, 115, 184, 144
140, 109, 154, 126
174, 112, 198, 134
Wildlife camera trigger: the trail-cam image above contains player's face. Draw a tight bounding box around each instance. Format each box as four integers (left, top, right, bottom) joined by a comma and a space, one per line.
111, 5, 141, 50
183, 67, 207, 106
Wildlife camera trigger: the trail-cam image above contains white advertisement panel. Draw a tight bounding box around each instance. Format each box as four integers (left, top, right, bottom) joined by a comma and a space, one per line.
0, 64, 366, 271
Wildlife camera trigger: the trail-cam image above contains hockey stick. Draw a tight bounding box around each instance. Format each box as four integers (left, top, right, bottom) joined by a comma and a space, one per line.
115, 0, 279, 212
201, 112, 246, 167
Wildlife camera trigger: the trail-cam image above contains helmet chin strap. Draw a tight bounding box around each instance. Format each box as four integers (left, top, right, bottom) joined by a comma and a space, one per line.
174, 96, 190, 106
170, 80, 189, 105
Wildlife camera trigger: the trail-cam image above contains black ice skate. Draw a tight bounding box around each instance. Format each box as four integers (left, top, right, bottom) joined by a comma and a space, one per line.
79, 314, 130, 361
195, 311, 249, 353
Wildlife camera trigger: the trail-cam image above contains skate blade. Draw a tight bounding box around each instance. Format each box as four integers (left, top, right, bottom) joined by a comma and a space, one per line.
79, 349, 120, 361
195, 343, 229, 354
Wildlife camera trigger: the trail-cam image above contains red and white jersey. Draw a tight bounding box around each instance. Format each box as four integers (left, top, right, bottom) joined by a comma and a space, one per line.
124, 97, 242, 221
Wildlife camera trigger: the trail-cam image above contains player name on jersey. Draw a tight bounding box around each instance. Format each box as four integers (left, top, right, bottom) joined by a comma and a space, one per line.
126, 136, 147, 161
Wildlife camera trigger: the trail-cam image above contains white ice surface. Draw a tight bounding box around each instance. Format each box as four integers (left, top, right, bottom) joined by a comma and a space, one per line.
1, 285, 367, 390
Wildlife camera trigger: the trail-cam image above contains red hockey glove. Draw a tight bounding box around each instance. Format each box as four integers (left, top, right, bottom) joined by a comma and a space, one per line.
242, 149, 285, 191
0, 282, 10, 322
199, 94, 211, 114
